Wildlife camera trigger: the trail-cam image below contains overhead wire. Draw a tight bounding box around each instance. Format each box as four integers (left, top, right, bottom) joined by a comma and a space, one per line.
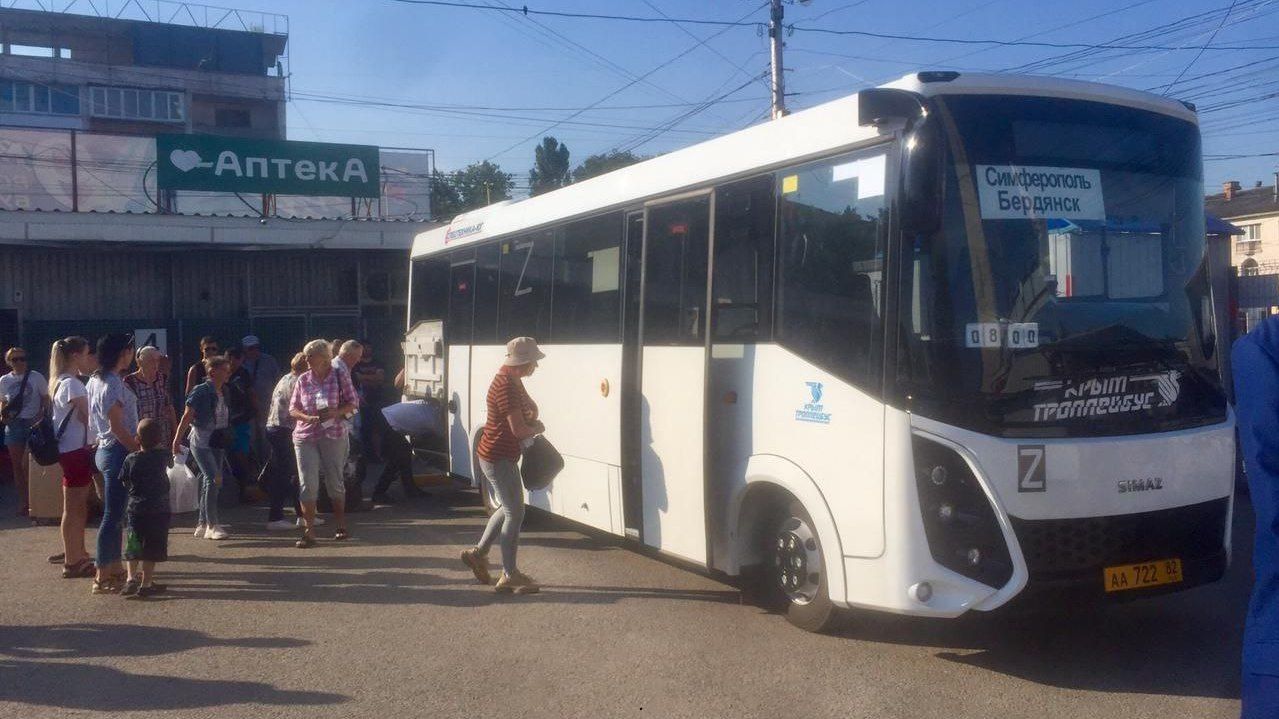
480, 2, 769, 162
1160, 0, 1242, 94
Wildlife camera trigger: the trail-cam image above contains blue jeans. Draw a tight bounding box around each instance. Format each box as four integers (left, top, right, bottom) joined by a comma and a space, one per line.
94, 442, 130, 567
191, 445, 227, 528
476, 458, 525, 575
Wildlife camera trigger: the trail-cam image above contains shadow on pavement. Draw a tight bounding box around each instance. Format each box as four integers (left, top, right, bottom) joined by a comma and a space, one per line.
0, 660, 347, 710
825, 497, 1258, 701
0, 623, 310, 659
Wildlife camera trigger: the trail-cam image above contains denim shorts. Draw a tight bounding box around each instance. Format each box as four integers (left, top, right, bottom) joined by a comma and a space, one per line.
3, 416, 32, 447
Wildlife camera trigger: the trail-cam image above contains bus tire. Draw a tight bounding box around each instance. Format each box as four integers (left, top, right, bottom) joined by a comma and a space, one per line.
767, 500, 842, 633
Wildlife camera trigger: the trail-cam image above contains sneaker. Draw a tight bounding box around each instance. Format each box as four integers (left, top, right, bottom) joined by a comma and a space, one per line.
266, 519, 295, 531
137, 583, 167, 598
120, 579, 141, 597
193, 524, 207, 538
206, 527, 229, 540
494, 572, 540, 595
461, 548, 492, 585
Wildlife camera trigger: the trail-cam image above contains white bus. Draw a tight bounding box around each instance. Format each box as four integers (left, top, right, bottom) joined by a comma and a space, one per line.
404, 72, 1233, 631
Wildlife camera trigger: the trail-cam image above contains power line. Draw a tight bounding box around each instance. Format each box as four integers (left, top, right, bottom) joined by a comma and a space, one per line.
291, 89, 776, 113
481, 2, 767, 162
1161, 0, 1242, 94
1205, 152, 1279, 159
386, 0, 1279, 50
386, 0, 761, 28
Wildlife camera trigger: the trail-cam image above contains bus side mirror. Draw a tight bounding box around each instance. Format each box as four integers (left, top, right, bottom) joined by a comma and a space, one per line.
859, 88, 926, 127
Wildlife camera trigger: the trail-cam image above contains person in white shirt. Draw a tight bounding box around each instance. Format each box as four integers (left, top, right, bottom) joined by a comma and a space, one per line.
1, 346, 50, 517
49, 337, 95, 577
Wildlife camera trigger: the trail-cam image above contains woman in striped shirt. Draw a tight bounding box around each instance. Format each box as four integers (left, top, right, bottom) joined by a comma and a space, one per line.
462, 337, 545, 594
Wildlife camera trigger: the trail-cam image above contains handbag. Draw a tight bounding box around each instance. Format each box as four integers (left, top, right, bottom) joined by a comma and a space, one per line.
1, 370, 31, 423
29, 401, 75, 467
209, 427, 233, 450
520, 435, 564, 491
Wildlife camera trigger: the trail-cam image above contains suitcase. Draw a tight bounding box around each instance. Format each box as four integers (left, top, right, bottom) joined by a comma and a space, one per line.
28, 460, 63, 524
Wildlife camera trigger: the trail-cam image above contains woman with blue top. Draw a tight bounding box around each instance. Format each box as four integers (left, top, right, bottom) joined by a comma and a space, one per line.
173, 355, 233, 541
86, 333, 140, 594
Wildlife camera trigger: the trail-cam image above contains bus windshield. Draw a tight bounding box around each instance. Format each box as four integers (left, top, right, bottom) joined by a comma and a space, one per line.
898, 94, 1227, 437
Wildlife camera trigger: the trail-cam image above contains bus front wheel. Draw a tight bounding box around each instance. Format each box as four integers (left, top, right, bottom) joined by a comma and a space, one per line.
765, 500, 841, 633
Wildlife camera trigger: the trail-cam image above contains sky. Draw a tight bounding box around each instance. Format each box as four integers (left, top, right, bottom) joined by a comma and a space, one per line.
225, 0, 1276, 195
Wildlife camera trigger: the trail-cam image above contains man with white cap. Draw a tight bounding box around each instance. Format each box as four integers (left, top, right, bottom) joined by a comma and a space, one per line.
461, 337, 546, 594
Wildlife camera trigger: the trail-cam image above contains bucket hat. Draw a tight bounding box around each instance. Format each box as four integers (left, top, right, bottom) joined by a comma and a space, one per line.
503, 337, 546, 366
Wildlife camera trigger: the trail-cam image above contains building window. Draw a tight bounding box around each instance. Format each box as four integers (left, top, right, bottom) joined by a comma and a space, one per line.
8, 44, 55, 58
89, 86, 185, 122
214, 108, 251, 128
1243, 224, 1262, 241
0, 81, 80, 115
1242, 258, 1260, 277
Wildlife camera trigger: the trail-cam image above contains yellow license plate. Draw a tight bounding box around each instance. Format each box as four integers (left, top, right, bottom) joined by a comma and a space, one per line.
1103, 559, 1183, 593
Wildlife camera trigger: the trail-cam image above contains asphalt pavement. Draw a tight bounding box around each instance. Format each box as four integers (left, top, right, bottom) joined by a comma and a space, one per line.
0, 484, 1250, 719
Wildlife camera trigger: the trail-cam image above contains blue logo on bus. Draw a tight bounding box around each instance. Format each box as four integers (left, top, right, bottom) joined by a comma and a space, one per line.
796, 382, 831, 424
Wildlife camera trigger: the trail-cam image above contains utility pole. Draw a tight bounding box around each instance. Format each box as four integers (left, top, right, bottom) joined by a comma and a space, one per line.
769, 0, 786, 119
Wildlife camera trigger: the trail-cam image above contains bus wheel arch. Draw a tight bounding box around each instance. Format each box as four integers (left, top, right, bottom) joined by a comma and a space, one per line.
733, 457, 848, 632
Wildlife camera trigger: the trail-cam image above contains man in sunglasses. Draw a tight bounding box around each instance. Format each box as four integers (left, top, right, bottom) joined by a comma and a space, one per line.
0, 347, 50, 517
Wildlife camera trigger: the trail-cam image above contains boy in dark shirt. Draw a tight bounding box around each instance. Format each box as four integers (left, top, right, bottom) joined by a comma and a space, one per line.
121, 418, 172, 599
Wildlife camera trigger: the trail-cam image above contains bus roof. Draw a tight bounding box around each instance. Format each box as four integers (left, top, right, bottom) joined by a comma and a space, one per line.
412, 72, 1198, 259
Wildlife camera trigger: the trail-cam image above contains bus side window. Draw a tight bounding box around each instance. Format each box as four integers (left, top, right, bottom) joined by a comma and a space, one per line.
497, 230, 553, 343
474, 243, 501, 345
410, 257, 450, 325
644, 197, 710, 346
712, 174, 775, 342
447, 249, 476, 346
553, 212, 623, 343
775, 151, 887, 390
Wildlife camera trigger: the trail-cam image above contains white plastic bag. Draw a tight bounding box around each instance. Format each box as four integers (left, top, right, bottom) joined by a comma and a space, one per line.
168, 452, 199, 514
381, 400, 442, 436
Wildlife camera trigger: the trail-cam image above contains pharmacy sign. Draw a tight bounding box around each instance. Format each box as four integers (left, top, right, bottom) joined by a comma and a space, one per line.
156, 134, 380, 197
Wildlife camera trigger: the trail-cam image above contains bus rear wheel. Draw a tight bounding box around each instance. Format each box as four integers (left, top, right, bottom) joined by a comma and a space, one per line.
765, 500, 841, 633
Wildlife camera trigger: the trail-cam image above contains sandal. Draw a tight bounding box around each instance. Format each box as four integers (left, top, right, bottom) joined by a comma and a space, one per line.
47, 552, 66, 564
333, 529, 349, 542
295, 534, 317, 549
62, 559, 96, 579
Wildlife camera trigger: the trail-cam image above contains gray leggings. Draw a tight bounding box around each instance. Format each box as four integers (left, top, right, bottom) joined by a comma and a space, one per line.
476, 457, 525, 575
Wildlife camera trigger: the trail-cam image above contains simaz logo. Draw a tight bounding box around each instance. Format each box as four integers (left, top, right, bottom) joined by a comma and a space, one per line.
1118, 477, 1163, 493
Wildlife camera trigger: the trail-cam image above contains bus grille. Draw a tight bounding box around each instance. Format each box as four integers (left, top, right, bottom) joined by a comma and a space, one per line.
1008, 498, 1228, 578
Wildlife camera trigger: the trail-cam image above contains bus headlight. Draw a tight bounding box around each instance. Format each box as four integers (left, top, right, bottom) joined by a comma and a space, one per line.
913, 435, 1013, 589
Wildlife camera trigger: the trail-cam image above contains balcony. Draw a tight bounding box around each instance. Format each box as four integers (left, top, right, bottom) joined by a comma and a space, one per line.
1237, 239, 1263, 256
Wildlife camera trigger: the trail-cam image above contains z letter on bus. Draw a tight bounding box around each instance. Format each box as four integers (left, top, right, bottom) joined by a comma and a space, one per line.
976, 165, 1105, 221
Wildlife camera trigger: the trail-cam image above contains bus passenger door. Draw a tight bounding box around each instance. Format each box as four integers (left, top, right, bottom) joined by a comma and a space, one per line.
447, 254, 476, 482
637, 194, 712, 565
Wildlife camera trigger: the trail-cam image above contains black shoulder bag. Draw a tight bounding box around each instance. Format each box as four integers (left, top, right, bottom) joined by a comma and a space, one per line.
1, 369, 31, 423
30, 380, 74, 467
520, 435, 564, 491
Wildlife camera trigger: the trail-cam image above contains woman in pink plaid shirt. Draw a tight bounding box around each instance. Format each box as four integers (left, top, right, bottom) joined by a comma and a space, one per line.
289, 339, 358, 548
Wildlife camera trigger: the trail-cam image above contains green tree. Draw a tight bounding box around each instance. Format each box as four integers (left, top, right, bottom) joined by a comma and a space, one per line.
453, 160, 514, 213
529, 136, 571, 196
572, 150, 647, 182
429, 169, 463, 221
